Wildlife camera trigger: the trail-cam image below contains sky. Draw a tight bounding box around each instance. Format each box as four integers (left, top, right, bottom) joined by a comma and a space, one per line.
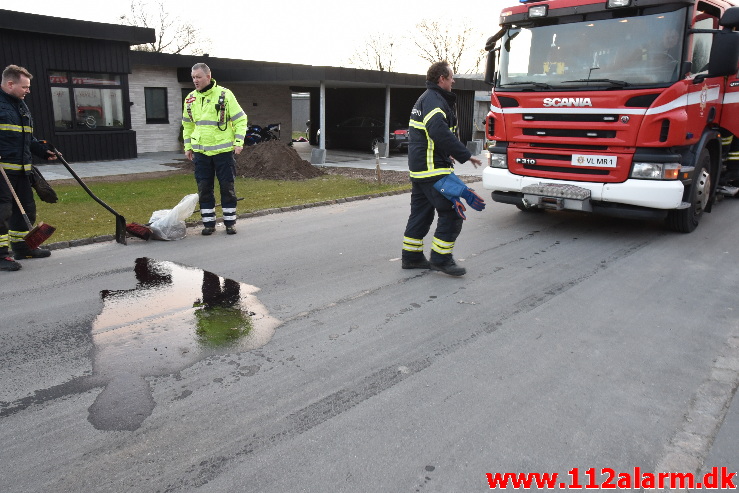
10, 0, 521, 75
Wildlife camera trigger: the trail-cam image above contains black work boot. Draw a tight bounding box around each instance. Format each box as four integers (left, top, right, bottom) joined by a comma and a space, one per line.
201, 225, 216, 236
402, 254, 430, 270
225, 225, 237, 235
13, 246, 51, 260
429, 256, 466, 276
1, 255, 22, 271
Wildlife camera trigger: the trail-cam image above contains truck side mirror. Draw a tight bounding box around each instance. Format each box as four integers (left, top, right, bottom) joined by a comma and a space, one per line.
486, 29, 506, 51
484, 50, 497, 85
719, 6, 739, 29
707, 30, 739, 77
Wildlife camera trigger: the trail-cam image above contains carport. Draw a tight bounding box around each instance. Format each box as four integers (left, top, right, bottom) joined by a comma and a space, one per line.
290, 74, 487, 161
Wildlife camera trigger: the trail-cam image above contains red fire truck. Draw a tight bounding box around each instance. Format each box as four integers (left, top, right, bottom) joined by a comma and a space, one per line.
483, 0, 739, 232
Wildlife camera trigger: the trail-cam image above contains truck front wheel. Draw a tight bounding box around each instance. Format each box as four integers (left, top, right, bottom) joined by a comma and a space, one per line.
666, 149, 711, 233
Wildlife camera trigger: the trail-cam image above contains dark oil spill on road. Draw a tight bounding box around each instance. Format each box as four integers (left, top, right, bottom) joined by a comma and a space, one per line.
87, 257, 280, 431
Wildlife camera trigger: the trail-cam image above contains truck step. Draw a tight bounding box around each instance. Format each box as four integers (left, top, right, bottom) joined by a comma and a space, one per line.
717, 185, 739, 197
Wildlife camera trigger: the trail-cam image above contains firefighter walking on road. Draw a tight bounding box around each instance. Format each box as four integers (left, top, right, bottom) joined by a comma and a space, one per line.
183, 63, 247, 235
401, 61, 484, 277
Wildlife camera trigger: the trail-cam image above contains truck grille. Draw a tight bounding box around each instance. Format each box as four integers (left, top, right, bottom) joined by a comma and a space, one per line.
523, 163, 611, 175
522, 113, 619, 122
529, 143, 609, 151
523, 128, 617, 138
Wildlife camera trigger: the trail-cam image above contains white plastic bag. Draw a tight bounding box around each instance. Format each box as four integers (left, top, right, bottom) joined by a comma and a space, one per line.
148, 193, 199, 241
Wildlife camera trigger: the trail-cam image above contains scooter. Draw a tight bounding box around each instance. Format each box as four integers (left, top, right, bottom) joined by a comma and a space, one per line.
260, 123, 281, 141
244, 125, 263, 146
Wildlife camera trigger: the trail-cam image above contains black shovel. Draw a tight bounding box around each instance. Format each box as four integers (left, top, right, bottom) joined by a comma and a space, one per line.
46, 143, 127, 245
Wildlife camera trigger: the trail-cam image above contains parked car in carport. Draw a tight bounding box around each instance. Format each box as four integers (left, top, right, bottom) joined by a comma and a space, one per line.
319, 117, 409, 152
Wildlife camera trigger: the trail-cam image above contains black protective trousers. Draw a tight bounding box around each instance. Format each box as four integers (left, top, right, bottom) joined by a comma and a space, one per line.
402, 180, 463, 263
0, 171, 35, 254
193, 151, 238, 227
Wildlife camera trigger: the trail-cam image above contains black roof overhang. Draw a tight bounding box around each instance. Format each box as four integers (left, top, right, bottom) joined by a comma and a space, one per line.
0, 9, 155, 45
131, 51, 490, 91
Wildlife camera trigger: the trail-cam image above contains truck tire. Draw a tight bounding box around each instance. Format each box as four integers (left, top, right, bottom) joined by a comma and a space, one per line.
666, 148, 711, 233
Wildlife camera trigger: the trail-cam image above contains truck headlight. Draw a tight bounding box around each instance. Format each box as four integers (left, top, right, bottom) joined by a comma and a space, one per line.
631, 162, 680, 180
489, 152, 508, 169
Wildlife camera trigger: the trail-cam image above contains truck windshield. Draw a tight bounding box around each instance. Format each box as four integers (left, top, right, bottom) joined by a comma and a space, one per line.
497, 8, 688, 89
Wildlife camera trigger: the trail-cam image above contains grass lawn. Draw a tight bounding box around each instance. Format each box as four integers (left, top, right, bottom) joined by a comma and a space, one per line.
36, 173, 410, 242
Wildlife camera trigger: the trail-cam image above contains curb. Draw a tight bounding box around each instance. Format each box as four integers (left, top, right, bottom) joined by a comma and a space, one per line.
42, 174, 482, 252
43, 188, 413, 251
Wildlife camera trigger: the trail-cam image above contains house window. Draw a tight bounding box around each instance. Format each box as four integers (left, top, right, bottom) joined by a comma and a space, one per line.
49, 71, 125, 130
144, 87, 168, 124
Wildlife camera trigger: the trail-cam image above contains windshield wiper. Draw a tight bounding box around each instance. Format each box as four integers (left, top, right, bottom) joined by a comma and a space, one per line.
561, 78, 630, 87
501, 81, 552, 89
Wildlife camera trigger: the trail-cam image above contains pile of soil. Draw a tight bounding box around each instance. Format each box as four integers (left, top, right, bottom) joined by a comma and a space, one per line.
235, 140, 325, 180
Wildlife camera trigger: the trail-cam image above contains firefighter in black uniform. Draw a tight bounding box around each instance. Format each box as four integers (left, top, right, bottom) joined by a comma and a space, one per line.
401, 61, 483, 277
0, 65, 56, 272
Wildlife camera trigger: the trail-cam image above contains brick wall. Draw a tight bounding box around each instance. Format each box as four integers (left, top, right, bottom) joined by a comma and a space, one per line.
229, 84, 293, 141
129, 65, 187, 153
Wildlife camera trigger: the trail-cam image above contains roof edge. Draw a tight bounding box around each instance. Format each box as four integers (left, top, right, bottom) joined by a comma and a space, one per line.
0, 9, 155, 45
130, 52, 491, 90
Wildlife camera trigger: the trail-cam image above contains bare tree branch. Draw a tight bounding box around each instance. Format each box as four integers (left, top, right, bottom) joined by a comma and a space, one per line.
347, 35, 398, 72
119, 0, 211, 55
413, 20, 485, 74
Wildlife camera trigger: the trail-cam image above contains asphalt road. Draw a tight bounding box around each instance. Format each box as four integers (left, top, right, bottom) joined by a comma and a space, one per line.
1, 188, 738, 492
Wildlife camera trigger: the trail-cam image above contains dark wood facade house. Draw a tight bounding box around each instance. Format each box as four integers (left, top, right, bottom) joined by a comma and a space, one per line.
0, 9, 154, 162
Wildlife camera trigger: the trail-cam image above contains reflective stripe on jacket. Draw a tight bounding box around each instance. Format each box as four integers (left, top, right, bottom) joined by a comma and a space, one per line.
407, 81, 471, 182
182, 79, 248, 156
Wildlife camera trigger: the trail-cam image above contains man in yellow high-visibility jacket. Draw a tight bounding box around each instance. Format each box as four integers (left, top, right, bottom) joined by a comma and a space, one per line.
183, 63, 247, 235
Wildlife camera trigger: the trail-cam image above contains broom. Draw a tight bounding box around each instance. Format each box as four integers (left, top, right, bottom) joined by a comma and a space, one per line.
0, 165, 56, 249
45, 143, 127, 245
125, 222, 152, 240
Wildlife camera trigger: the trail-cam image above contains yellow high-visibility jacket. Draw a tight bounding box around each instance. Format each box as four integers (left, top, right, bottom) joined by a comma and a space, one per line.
182, 79, 247, 156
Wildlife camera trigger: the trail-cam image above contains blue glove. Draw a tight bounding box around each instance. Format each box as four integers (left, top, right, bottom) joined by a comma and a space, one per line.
434, 173, 486, 216
452, 199, 467, 220
461, 188, 486, 211
433, 173, 467, 201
